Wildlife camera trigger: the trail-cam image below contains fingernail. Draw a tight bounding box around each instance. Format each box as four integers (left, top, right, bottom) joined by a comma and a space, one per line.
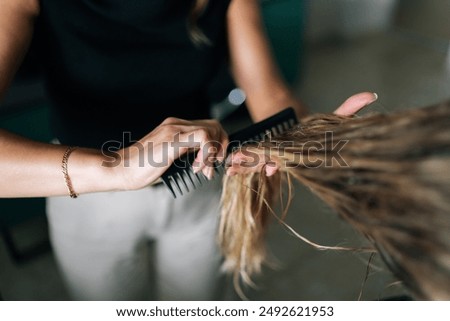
193, 165, 200, 174
372, 93, 378, 101
225, 153, 235, 165
203, 167, 213, 180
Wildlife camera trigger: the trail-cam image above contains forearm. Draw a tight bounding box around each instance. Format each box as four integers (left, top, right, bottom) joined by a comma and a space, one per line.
244, 85, 307, 122
0, 129, 119, 198
0, 116, 230, 197
0, 0, 39, 102
227, 0, 307, 123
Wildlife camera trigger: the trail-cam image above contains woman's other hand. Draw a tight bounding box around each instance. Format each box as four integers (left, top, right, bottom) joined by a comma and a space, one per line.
332, 92, 378, 116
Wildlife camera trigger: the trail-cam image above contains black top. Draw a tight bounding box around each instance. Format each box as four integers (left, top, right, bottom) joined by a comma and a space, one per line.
35, 0, 231, 148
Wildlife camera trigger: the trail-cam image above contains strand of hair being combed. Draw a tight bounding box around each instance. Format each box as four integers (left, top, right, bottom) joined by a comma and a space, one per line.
220, 172, 373, 300
220, 100, 450, 300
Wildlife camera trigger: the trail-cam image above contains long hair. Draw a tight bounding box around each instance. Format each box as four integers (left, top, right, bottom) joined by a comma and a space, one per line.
220, 101, 450, 300
188, 0, 211, 46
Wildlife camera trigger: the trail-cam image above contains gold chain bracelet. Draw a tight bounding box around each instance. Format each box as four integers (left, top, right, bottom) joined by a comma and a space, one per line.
61, 146, 78, 198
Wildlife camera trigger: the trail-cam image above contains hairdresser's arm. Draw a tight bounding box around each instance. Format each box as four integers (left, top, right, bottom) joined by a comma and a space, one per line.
0, 0, 103, 198
227, 0, 307, 121
227, 0, 378, 120
0, 119, 227, 198
0, 130, 115, 197
0, 0, 38, 101
0, 0, 226, 197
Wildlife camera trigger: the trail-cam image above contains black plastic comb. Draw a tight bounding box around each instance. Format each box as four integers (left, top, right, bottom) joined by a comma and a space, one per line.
161, 107, 298, 198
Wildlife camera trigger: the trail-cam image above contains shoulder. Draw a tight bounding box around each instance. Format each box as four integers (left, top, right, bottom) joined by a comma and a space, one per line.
1, 0, 40, 17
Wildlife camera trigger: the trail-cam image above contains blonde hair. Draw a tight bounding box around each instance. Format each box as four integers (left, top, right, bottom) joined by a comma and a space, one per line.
188, 0, 211, 46
220, 101, 450, 300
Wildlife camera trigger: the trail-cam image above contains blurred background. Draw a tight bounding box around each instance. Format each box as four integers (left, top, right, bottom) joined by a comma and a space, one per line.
1, 0, 449, 300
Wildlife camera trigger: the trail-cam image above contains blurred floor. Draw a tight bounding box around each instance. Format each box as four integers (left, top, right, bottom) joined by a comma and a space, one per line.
1, 29, 450, 300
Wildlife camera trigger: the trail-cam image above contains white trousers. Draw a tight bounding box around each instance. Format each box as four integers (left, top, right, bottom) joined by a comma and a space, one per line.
46, 179, 224, 300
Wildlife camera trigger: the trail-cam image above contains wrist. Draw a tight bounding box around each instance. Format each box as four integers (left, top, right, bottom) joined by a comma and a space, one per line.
68, 147, 124, 194
107, 147, 162, 191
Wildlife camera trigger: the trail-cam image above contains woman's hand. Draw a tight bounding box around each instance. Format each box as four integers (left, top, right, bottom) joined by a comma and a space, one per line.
226, 92, 378, 177
0, 117, 227, 197
111, 117, 228, 190
332, 92, 378, 116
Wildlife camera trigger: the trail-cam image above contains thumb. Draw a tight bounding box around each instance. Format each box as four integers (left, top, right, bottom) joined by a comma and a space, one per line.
333, 92, 378, 116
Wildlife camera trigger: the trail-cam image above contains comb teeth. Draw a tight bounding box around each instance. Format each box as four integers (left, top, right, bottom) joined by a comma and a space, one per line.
161, 107, 298, 198
162, 165, 226, 198
162, 168, 203, 198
